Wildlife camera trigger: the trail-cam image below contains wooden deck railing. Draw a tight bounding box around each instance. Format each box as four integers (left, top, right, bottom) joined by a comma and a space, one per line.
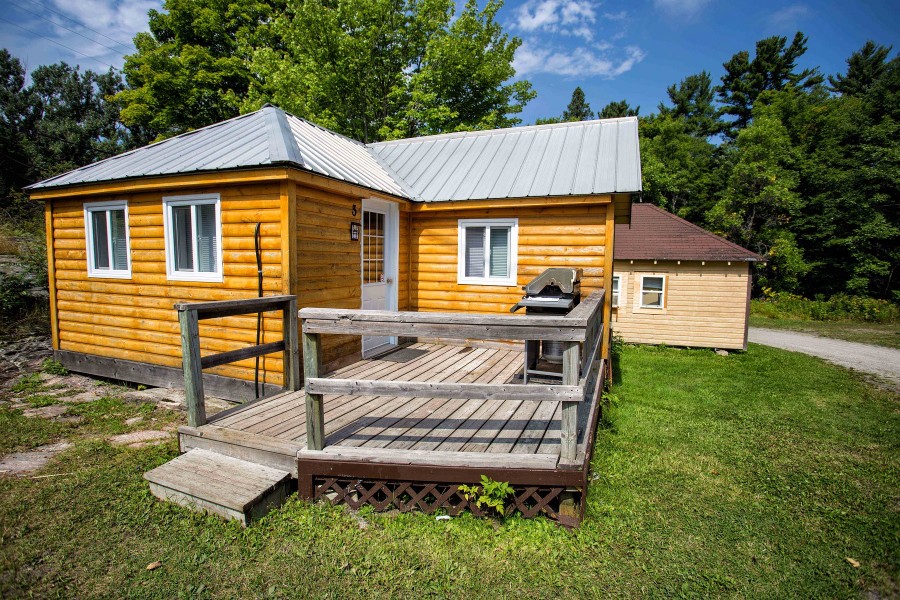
175, 295, 300, 427
300, 290, 605, 462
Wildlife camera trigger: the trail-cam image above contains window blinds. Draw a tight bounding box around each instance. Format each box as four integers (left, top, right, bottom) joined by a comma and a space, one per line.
465, 226, 485, 278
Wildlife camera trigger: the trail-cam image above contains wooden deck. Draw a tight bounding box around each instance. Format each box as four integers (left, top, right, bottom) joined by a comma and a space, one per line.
187, 342, 599, 459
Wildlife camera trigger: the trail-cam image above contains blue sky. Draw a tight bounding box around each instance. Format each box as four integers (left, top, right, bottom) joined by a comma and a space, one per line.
1, 0, 898, 125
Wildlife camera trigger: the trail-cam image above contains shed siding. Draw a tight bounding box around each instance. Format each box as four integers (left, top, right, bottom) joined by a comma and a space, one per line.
409, 203, 608, 314
53, 182, 288, 385
611, 260, 751, 350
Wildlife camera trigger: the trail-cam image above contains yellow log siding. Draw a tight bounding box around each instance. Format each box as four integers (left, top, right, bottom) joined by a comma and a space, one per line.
408, 203, 608, 314
611, 260, 751, 350
52, 182, 288, 385
294, 183, 409, 368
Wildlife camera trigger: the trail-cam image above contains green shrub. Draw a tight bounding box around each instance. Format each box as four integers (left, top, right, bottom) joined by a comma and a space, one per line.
752, 291, 899, 323
0, 272, 32, 316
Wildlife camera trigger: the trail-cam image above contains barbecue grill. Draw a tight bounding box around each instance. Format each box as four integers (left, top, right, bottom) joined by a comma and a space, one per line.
510, 267, 582, 382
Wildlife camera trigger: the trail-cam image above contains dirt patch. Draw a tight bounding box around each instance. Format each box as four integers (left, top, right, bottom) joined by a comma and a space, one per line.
0, 441, 72, 476
108, 430, 174, 448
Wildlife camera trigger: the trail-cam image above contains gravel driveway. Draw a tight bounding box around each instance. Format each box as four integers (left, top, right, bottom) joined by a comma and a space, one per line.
749, 327, 900, 390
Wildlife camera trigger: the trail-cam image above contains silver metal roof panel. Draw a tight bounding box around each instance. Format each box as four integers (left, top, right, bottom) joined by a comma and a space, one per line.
29, 107, 641, 202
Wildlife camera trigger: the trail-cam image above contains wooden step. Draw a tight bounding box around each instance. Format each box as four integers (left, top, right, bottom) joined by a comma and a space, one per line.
144, 449, 293, 526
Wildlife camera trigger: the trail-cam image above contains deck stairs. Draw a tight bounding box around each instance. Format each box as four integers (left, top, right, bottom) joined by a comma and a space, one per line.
143, 448, 293, 526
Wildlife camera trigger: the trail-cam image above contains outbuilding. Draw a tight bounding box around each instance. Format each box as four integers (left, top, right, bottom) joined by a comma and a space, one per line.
611, 203, 763, 351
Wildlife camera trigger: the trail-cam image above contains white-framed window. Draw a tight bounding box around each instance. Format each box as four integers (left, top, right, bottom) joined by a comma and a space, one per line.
162, 194, 223, 282
457, 218, 518, 286
640, 275, 666, 309
611, 275, 621, 308
84, 200, 131, 278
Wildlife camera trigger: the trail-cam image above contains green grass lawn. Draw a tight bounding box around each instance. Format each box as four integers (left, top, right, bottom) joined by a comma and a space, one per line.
1, 344, 898, 598
750, 315, 900, 349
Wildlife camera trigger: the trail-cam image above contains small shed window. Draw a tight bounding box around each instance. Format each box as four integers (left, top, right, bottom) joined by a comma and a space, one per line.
640, 275, 665, 308
163, 194, 223, 282
611, 275, 620, 307
84, 201, 131, 278
457, 218, 518, 286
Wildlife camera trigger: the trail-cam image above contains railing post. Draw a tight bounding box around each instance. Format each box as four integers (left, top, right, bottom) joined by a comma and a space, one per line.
560, 341, 580, 463
283, 298, 300, 392
302, 328, 325, 450
178, 307, 206, 427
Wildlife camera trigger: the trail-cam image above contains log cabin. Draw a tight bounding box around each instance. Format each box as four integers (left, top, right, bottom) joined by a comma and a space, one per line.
27, 105, 642, 525
612, 203, 764, 351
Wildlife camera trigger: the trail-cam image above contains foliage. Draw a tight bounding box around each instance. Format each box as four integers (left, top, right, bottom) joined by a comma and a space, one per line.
597, 99, 639, 118
753, 291, 900, 323
562, 86, 592, 121
1, 345, 898, 597
658, 70, 720, 138
829, 40, 893, 96
458, 475, 514, 517
41, 359, 68, 376
11, 372, 42, 394
114, 0, 284, 143
716, 32, 823, 138
639, 114, 718, 221
242, 0, 533, 142
0, 272, 32, 316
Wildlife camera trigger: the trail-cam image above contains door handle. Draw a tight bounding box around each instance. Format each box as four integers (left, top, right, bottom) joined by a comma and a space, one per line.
386, 277, 394, 284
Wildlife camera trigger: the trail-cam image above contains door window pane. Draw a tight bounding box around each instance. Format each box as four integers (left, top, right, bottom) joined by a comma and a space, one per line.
363, 210, 385, 284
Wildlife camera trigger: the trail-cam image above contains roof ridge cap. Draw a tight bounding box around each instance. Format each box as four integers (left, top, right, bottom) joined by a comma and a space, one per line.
263, 105, 304, 165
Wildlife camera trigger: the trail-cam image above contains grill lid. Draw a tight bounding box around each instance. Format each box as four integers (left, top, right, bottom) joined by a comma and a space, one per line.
522, 268, 582, 295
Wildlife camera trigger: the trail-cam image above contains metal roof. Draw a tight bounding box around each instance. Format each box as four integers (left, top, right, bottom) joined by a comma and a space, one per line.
28, 107, 642, 202
368, 117, 642, 202
26, 106, 409, 198
615, 203, 764, 262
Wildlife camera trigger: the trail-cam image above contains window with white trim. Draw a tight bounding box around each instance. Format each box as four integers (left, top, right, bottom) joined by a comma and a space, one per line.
611, 275, 620, 307
84, 201, 131, 278
162, 194, 223, 282
640, 275, 665, 308
457, 218, 518, 286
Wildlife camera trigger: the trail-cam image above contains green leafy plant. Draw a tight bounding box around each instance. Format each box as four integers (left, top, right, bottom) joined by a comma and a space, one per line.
458, 475, 514, 517
41, 359, 68, 376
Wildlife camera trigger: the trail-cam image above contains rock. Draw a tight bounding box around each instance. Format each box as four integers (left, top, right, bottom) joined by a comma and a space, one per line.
64, 391, 102, 404
22, 405, 68, 419
0, 336, 52, 386
715, 349, 729, 357
125, 416, 143, 426
108, 430, 172, 447
0, 441, 72, 475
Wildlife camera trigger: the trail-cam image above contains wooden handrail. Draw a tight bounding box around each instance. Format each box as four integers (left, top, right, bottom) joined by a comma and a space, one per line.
176, 295, 300, 427
300, 288, 608, 460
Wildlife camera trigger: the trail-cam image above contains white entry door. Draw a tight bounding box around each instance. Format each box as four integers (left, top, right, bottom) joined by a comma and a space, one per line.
361, 199, 398, 357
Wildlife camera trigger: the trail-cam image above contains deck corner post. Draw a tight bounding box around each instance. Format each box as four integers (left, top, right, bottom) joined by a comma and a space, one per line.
283, 298, 301, 392
560, 341, 580, 463
178, 308, 207, 427
302, 329, 325, 450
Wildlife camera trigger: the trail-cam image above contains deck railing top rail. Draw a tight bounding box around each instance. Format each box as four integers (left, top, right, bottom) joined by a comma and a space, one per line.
300, 290, 605, 342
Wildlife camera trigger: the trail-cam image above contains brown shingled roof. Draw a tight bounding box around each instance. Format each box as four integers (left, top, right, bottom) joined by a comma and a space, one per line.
614, 203, 764, 262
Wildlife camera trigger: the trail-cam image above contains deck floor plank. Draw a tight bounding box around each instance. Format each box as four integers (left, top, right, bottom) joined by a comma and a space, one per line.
204, 343, 585, 462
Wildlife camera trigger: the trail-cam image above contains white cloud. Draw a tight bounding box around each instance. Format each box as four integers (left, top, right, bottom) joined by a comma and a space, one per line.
514, 41, 646, 77
653, 0, 713, 18
768, 4, 812, 29
1, 0, 159, 75
515, 0, 598, 40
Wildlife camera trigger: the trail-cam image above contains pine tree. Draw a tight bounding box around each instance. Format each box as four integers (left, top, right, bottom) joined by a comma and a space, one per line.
598, 100, 639, 119
658, 71, 720, 138
828, 40, 893, 97
561, 87, 593, 121
717, 32, 823, 137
